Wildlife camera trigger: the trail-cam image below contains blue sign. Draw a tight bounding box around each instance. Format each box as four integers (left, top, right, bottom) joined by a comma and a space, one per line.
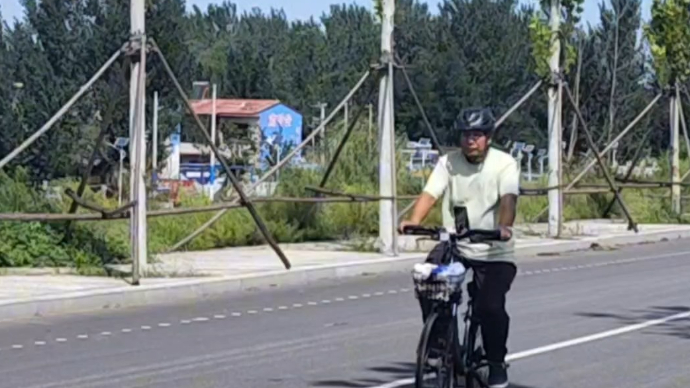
258, 104, 303, 169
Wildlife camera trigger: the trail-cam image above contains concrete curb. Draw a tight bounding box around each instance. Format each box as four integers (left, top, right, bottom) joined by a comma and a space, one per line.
2, 228, 689, 321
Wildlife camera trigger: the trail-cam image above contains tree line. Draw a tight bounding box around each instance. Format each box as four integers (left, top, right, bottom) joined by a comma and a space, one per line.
0, 0, 677, 185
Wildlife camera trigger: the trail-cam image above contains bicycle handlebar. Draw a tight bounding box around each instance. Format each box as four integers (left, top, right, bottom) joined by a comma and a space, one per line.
401, 225, 504, 242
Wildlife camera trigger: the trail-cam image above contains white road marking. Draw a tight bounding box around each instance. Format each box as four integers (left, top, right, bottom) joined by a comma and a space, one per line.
348, 296, 359, 300
247, 310, 258, 314
122, 328, 133, 333
365, 309, 690, 388
56, 338, 67, 343
335, 297, 345, 302
362, 294, 371, 298
34, 341, 46, 346
158, 323, 171, 327
214, 314, 227, 318
321, 300, 331, 304
307, 302, 318, 306
12, 344, 23, 349
374, 292, 385, 296
180, 320, 191, 324
278, 306, 288, 310
231, 312, 242, 317
293, 303, 303, 308
77, 334, 89, 339
141, 326, 152, 330
101, 331, 112, 336
193, 317, 210, 321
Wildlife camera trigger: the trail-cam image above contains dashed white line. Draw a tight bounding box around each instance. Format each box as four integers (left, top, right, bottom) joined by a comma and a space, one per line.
388, 290, 398, 294
193, 317, 210, 322
231, 312, 242, 317
278, 306, 288, 310
158, 323, 171, 327
141, 326, 152, 330
214, 314, 227, 319
362, 293, 371, 298
122, 328, 133, 333
321, 300, 331, 304
293, 303, 303, 308
180, 320, 192, 324
264, 307, 274, 312
248, 310, 258, 314
34, 341, 46, 346
12, 344, 23, 349
374, 292, 385, 296
335, 297, 345, 302
56, 338, 67, 343
77, 334, 89, 339
348, 296, 359, 300
307, 302, 318, 306
101, 331, 112, 336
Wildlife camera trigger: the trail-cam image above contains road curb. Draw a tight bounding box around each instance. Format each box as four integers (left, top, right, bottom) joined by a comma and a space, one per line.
2, 228, 689, 321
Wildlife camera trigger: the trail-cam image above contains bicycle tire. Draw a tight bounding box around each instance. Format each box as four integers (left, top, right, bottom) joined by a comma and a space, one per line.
415, 311, 456, 388
415, 311, 438, 388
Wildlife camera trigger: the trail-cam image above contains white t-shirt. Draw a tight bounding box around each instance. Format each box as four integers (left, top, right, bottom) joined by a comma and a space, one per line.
423, 147, 520, 262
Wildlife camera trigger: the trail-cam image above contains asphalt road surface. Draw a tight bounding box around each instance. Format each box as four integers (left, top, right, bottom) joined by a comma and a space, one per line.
1, 239, 690, 388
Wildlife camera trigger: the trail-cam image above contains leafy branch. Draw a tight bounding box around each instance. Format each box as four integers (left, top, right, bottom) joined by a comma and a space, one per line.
528, 0, 584, 80
643, 0, 690, 86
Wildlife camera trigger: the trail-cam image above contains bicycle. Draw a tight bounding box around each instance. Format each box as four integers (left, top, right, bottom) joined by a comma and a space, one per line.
402, 225, 506, 388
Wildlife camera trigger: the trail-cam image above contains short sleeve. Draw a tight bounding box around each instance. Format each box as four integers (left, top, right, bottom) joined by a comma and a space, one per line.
423, 157, 450, 199
498, 159, 520, 197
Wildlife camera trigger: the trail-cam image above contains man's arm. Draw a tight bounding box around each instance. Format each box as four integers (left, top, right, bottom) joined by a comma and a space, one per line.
497, 159, 520, 240
400, 157, 449, 230
498, 194, 517, 228
407, 192, 438, 225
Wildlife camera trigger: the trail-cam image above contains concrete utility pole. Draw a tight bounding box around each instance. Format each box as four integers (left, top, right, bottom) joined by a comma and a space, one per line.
129, 0, 147, 280
378, 0, 397, 255
671, 84, 681, 214
547, 0, 563, 237
313, 102, 327, 164
152, 91, 159, 173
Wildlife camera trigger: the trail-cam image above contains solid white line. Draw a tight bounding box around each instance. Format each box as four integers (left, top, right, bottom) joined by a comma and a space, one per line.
506, 310, 690, 360
365, 309, 690, 388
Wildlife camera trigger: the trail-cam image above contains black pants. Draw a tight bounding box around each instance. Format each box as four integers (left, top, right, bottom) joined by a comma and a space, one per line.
421, 243, 517, 364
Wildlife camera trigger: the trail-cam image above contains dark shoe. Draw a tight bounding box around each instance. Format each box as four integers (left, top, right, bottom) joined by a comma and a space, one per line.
488, 363, 508, 388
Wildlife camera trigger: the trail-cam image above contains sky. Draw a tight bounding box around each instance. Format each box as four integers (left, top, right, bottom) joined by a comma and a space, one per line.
2, 0, 653, 30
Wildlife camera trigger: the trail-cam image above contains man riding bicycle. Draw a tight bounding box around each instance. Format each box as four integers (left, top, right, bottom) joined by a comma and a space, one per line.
400, 107, 519, 388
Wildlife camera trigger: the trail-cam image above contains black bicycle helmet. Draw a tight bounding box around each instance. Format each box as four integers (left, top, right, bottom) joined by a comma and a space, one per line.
454, 107, 496, 133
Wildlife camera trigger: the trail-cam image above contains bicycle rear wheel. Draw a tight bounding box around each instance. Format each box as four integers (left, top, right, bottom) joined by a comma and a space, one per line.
415, 311, 456, 388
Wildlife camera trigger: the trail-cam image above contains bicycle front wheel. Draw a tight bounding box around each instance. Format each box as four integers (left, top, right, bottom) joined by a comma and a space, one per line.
415, 311, 456, 388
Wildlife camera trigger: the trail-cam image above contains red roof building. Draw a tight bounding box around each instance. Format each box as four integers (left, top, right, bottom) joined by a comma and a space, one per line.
189, 99, 280, 118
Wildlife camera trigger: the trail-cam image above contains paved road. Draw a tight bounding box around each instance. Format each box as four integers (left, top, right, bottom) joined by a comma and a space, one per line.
1, 239, 689, 388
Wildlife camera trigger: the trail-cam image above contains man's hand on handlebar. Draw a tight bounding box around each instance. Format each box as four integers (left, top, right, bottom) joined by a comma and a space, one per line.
398, 220, 419, 234
498, 226, 513, 241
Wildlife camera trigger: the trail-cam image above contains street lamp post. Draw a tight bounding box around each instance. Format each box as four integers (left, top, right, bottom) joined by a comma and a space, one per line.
106, 138, 129, 206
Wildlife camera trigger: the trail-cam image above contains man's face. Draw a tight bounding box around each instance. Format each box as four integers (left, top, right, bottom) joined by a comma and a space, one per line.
460, 130, 490, 159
